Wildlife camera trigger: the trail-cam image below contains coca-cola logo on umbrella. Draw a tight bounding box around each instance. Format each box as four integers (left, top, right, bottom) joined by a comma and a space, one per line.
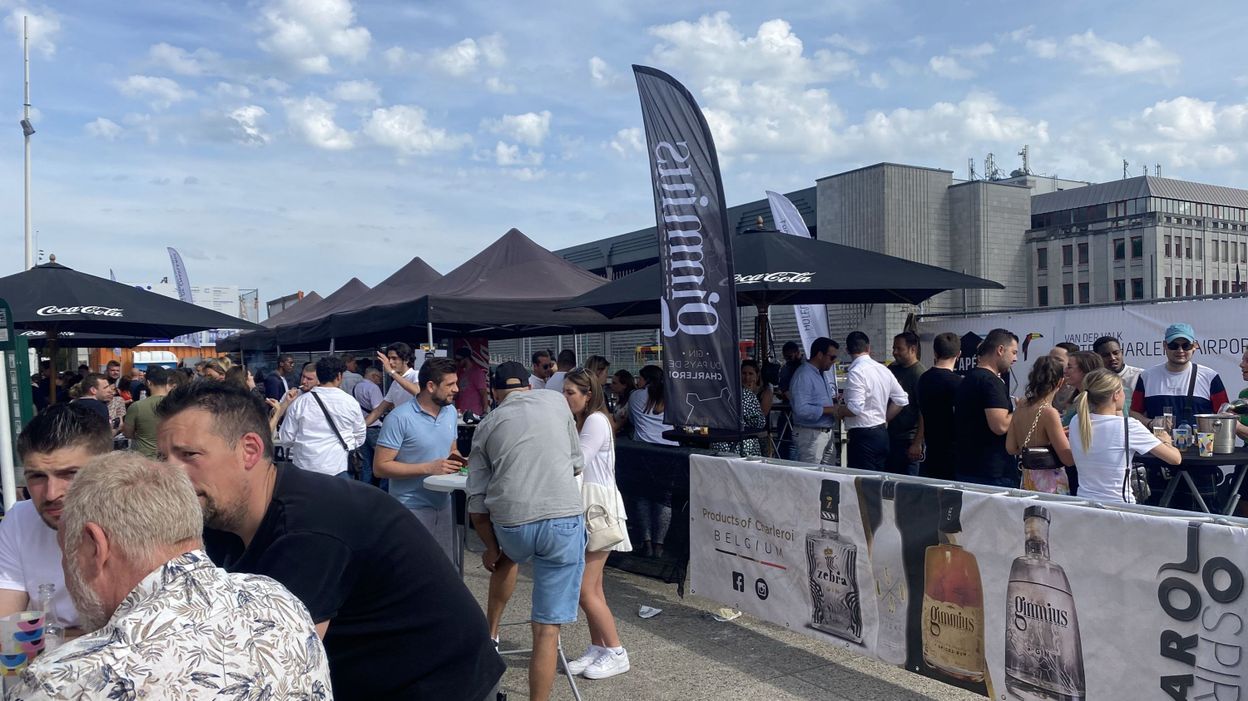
734, 271, 814, 285
36, 305, 125, 317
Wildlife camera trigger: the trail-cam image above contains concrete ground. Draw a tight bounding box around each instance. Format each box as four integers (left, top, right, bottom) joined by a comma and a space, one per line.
462, 555, 983, 701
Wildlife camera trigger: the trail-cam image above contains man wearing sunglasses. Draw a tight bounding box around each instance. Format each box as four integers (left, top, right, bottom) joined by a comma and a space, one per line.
529, 350, 554, 390
1130, 323, 1230, 429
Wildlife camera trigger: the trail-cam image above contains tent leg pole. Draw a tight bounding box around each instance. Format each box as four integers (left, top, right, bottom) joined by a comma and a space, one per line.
0, 352, 16, 511
426, 323, 433, 353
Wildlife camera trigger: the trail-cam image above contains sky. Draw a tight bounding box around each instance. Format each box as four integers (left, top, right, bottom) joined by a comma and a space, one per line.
1, 0, 1247, 311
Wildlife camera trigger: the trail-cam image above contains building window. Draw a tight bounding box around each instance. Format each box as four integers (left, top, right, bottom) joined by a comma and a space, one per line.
1164, 235, 1172, 257
1113, 239, 1125, 260
1241, 242, 1247, 262
1195, 239, 1203, 259
1213, 280, 1221, 294
1196, 279, 1204, 295
1186, 238, 1193, 258
1078, 282, 1089, 303
1062, 244, 1073, 266
1063, 284, 1074, 305
1213, 240, 1220, 261
1131, 277, 1144, 299
1165, 278, 1173, 297
1037, 286, 1048, 307
1036, 247, 1048, 270
1223, 240, 1230, 262
1078, 242, 1089, 265
1114, 280, 1126, 301
1186, 278, 1194, 295
1130, 236, 1143, 259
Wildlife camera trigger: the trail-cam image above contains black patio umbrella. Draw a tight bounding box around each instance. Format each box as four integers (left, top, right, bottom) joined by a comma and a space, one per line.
18, 330, 160, 349
557, 230, 1002, 363
0, 258, 265, 403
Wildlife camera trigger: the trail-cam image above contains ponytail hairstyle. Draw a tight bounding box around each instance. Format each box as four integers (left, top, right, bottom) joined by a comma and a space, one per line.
638, 365, 665, 415
1077, 368, 1124, 452
1024, 355, 1065, 402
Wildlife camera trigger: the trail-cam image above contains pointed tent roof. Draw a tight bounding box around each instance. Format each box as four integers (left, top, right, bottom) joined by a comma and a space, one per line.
292, 258, 443, 347
339, 257, 442, 311
274, 278, 371, 345
260, 292, 322, 328
426, 228, 608, 300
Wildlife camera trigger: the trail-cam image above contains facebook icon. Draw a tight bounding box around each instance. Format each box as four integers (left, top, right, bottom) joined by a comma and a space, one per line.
732, 571, 745, 592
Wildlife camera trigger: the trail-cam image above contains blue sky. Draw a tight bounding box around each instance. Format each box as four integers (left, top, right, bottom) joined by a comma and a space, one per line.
1, 0, 1246, 309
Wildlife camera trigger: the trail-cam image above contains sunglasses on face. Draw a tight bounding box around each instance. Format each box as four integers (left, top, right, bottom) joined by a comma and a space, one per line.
1167, 341, 1193, 351
541, 363, 554, 370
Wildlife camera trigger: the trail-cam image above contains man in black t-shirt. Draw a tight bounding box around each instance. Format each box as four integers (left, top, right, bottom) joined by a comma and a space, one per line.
156, 382, 504, 701
913, 332, 963, 481
953, 328, 1019, 488
886, 331, 926, 475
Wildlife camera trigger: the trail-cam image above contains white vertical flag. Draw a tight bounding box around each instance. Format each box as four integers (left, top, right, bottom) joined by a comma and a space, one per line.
765, 191, 829, 355
167, 247, 201, 347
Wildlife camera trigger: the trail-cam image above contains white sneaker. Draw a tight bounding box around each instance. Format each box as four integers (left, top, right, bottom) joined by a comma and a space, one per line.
582, 648, 630, 679
565, 646, 603, 676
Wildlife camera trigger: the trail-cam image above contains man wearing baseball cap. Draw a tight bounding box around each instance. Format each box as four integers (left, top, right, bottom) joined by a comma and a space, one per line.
1131, 322, 1230, 430
467, 361, 585, 701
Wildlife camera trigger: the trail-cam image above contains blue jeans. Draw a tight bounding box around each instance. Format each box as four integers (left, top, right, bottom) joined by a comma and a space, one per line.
359, 425, 388, 491
493, 516, 586, 624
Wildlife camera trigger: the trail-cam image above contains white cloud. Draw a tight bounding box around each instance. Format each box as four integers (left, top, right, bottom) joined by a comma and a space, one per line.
85, 117, 121, 140
4, 9, 59, 57
330, 79, 381, 103
608, 127, 644, 156
865, 71, 887, 90
648, 13, 855, 87
228, 105, 271, 145
484, 111, 551, 147
363, 105, 468, 156
589, 56, 620, 88
383, 46, 414, 70
1013, 28, 1178, 76
282, 96, 353, 150
842, 91, 1049, 158
484, 77, 515, 94
929, 55, 973, 80
824, 33, 869, 55
116, 75, 196, 109
259, 0, 371, 74
950, 42, 995, 58
494, 141, 542, 167
430, 33, 506, 76
1065, 30, 1179, 75
210, 82, 252, 100
149, 42, 221, 76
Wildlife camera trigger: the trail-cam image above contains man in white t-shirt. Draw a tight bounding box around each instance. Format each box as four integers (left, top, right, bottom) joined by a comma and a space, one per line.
364, 342, 421, 425
529, 350, 553, 390
544, 349, 576, 395
0, 403, 113, 632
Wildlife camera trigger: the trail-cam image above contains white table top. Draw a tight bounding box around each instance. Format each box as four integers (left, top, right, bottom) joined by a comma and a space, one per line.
424, 473, 468, 493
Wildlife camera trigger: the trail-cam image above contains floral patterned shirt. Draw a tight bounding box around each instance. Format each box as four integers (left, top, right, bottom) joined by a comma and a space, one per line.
6, 550, 331, 701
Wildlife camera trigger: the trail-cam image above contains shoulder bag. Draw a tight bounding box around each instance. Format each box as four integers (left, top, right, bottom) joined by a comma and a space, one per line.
584, 421, 627, 552
1019, 401, 1062, 470
1122, 414, 1152, 503
310, 390, 365, 478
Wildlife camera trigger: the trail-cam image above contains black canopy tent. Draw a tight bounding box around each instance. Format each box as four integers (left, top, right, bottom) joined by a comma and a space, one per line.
18, 330, 160, 349
291, 229, 658, 348
216, 291, 324, 353
289, 257, 444, 349
0, 259, 265, 404
557, 230, 1003, 362
271, 277, 371, 347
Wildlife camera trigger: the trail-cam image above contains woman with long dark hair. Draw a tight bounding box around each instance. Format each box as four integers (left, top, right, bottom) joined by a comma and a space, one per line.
561, 369, 631, 679
1006, 356, 1075, 494
629, 365, 676, 558
609, 370, 635, 436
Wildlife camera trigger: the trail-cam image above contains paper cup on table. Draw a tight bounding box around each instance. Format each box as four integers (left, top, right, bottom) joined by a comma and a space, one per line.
0, 611, 45, 676
1197, 432, 1215, 457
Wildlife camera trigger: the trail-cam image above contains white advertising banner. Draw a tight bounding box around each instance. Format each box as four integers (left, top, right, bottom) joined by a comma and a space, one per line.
690, 455, 1248, 699
765, 190, 829, 354
917, 297, 1248, 398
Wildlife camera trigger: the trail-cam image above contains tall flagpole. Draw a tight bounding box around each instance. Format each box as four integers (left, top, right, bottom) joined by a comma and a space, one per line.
22, 16, 34, 270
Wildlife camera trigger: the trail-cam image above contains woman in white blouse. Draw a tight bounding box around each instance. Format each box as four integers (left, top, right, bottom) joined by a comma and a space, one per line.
561, 368, 632, 679
1069, 369, 1180, 503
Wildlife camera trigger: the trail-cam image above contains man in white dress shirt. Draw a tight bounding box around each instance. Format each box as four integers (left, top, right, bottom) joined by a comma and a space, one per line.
834, 331, 909, 471
529, 350, 553, 390
278, 355, 366, 477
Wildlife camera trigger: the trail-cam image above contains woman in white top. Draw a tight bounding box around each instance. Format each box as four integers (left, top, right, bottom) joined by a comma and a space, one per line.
1069, 369, 1180, 503
562, 368, 632, 680
629, 365, 677, 446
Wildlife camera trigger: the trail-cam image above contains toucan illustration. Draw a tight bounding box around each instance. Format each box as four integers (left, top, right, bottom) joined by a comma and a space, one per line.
1021, 332, 1044, 360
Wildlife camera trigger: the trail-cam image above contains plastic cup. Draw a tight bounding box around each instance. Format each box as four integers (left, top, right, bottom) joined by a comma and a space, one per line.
0, 611, 45, 677
1197, 432, 1215, 457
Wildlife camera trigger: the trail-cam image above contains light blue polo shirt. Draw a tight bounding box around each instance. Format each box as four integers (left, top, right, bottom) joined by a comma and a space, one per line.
377, 400, 458, 510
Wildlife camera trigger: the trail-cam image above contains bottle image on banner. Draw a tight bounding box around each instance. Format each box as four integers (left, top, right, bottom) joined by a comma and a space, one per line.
870, 480, 907, 665
805, 479, 863, 643
1004, 505, 1085, 700
922, 489, 985, 683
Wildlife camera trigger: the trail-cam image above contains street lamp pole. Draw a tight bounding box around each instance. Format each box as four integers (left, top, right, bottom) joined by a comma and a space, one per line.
22, 16, 35, 270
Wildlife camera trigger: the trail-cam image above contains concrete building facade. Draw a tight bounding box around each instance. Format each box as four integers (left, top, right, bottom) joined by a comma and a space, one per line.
1028, 176, 1248, 307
